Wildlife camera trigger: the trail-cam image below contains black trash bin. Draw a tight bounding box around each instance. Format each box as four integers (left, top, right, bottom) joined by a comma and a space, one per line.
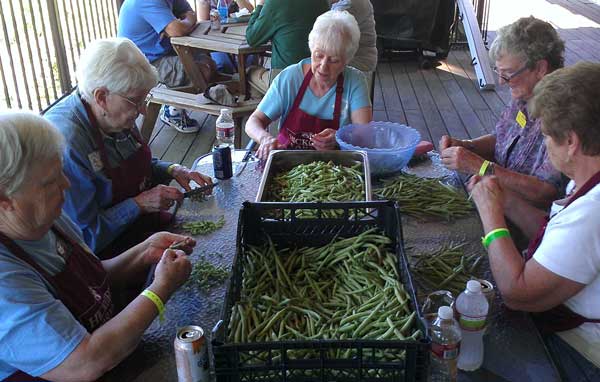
372, 0, 455, 60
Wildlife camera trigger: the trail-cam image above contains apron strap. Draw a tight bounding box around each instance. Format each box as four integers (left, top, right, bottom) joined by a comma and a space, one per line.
81, 97, 116, 180
332, 73, 344, 130
0, 232, 55, 281
290, 68, 314, 112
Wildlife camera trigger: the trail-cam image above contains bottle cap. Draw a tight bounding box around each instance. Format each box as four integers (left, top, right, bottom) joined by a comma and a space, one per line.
466, 279, 482, 293
438, 306, 453, 320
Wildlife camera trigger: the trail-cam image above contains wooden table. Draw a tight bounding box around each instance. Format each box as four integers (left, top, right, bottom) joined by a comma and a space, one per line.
102, 152, 561, 382
170, 21, 271, 99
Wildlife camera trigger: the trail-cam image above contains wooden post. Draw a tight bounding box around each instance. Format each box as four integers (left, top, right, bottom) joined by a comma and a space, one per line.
46, 0, 72, 94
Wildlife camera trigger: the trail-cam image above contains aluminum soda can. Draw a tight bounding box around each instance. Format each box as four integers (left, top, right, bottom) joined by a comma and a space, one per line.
174, 325, 209, 382
213, 144, 233, 179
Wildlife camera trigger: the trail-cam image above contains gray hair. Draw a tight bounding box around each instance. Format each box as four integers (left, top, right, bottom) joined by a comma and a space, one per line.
0, 111, 65, 196
77, 38, 158, 102
530, 61, 600, 156
308, 10, 360, 63
489, 16, 565, 71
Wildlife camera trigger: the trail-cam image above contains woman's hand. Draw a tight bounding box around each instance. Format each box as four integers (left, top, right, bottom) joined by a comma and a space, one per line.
151, 249, 192, 298
311, 128, 339, 151
256, 135, 280, 160
171, 165, 213, 192
140, 231, 196, 265
468, 176, 506, 226
439, 135, 465, 151
133, 184, 183, 213
440, 145, 484, 174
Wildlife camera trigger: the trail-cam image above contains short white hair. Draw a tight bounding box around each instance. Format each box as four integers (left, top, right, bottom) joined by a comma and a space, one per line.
77, 38, 159, 102
0, 111, 65, 196
308, 10, 360, 63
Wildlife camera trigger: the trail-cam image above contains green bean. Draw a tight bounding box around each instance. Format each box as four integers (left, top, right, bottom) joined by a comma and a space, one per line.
374, 173, 473, 220
181, 216, 225, 235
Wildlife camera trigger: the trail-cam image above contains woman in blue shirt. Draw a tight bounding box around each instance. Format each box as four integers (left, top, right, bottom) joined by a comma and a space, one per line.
45, 38, 212, 256
244, 10, 372, 160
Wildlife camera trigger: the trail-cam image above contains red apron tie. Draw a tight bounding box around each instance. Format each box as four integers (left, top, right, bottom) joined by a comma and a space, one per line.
277, 69, 344, 149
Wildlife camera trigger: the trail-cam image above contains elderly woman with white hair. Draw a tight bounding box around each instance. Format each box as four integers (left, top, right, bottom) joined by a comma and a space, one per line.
440, 17, 565, 207
44, 38, 212, 257
245, 10, 372, 159
0, 112, 192, 381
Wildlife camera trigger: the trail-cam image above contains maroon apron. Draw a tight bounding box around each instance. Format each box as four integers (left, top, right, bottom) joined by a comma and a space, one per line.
0, 227, 114, 382
277, 69, 344, 149
526, 170, 600, 332
82, 100, 171, 259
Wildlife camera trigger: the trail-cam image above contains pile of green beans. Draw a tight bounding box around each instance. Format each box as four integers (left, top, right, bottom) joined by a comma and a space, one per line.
227, 228, 421, 359
266, 161, 365, 218
181, 216, 225, 235
412, 243, 484, 296
374, 173, 472, 220
186, 255, 229, 291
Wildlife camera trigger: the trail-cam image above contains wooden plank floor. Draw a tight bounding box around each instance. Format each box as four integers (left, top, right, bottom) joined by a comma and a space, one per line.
148, 0, 600, 165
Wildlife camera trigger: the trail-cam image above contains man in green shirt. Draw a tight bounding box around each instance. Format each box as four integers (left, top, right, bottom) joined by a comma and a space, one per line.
246, 0, 329, 95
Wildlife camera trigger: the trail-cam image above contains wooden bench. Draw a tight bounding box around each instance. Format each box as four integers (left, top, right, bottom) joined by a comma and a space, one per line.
141, 86, 260, 148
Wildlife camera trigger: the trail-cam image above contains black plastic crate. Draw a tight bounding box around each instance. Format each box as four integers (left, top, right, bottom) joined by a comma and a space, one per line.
212, 201, 430, 382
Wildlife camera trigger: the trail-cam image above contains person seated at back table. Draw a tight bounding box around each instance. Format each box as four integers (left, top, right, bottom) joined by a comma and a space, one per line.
0, 111, 192, 381
329, 0, 378, 92
469, 61, 600, 382
118, 0, 217, 134
207, 0, 257, 74
245, 10, 372, 160
44, 38, 212, 257
244, 0, 330, 96
440, 17, 565, 207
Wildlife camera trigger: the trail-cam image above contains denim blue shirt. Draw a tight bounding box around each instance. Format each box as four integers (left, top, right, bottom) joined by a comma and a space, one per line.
44, 92, 172, 252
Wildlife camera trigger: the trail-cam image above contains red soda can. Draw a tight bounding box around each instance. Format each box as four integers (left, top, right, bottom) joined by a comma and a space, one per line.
174, 325, 209, 382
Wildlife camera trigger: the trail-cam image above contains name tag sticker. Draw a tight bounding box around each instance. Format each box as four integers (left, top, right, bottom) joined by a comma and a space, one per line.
516, 111, 527, 128
88, 151, 104, 172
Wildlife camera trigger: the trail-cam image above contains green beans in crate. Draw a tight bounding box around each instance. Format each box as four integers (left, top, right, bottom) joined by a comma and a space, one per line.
212, 201, 430, 382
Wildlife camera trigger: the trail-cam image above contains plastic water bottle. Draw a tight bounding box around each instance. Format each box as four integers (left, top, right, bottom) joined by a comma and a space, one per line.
430, 306, 461, 382
215, 108, 235, 148
217, 0, 228, 22
456, 280, 489, 371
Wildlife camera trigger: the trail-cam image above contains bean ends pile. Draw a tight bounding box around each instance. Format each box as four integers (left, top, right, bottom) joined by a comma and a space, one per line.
181, 216, 225, 235
375, 173, 473, 220
227, 228, 422, 360
412, 243, 484, 296
266, 161, 365, 203
186, 255, 229, 291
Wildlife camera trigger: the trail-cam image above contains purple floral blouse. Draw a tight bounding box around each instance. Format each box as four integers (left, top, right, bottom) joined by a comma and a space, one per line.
494, 99, 565, 191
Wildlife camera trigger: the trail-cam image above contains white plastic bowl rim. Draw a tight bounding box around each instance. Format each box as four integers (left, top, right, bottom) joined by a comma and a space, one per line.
336, 121, 421, 152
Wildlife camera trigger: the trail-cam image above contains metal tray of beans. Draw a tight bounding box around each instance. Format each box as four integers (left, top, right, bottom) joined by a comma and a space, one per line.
255, 150, 372, 204
211, 201, 430, 382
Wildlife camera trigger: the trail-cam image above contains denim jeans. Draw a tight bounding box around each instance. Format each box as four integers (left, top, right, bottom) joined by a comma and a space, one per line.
544, 333, 600, 381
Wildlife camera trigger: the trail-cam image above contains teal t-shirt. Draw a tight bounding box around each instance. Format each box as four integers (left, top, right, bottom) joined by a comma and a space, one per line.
258, 58, 371, 131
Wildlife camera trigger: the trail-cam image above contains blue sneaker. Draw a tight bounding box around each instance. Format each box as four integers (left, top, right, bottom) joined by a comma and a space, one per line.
159, 106, 200, 134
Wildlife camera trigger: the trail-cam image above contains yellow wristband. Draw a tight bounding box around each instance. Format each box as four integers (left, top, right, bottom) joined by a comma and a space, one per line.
142, 289, 165, 322
167, 164, 180, 176
478, 160, 491, 177
482, 228, 510, 249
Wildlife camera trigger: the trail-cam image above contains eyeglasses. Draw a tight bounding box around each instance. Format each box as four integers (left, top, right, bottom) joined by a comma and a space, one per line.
114, 93, 149, 111
493, 64, 529, 83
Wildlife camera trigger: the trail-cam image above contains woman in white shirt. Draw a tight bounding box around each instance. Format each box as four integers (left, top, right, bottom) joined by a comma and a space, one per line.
469, 61, 600, 381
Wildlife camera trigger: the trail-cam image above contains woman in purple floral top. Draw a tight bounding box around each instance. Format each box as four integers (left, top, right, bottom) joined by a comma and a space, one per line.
440, 17, 565, 207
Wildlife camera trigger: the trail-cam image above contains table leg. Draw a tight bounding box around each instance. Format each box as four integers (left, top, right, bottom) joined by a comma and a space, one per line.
173, 45, 209, 93
237, 54, 248, 100
140, 102, 161, 143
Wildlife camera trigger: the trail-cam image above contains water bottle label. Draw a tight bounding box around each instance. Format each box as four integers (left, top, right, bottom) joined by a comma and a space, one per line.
458, 314, 486, 331
431, 342, 460, 360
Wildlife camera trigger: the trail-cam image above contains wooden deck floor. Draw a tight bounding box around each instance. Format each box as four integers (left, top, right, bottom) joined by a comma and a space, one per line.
148, 0, 600, 167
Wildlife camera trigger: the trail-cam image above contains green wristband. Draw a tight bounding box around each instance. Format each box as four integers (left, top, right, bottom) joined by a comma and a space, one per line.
478, 160, 491, 177
142, 289, 165, 322
482, 228, 510, 249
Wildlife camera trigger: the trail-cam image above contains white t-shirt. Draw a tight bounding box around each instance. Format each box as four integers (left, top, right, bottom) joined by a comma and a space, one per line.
534, 180, 600, 367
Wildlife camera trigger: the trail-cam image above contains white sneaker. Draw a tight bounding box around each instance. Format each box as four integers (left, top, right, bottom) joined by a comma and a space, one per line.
159, 106, 200, 134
